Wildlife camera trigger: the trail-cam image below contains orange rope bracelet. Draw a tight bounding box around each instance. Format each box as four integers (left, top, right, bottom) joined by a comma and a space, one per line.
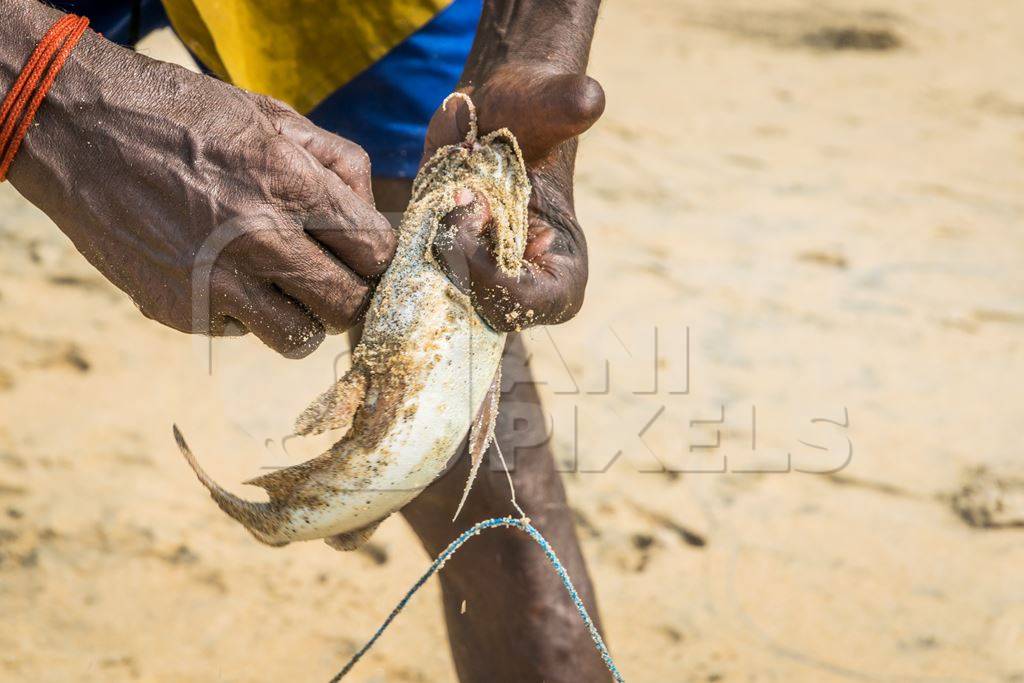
0, 14, 90, 182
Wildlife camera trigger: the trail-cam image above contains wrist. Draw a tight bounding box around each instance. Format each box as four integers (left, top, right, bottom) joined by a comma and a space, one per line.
462, 0, 601, 84
1, 1, 94, 189
0, 1, 63, 88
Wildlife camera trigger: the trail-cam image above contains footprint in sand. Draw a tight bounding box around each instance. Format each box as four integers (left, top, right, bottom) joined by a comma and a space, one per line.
952, 467, 1024, 529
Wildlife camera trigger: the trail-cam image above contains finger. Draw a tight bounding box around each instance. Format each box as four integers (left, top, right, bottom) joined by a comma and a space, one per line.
276, 137, 396, 278
266, 238, 371, 334
276, 114, 376, 205
432, 190, 587, 331
225, 278, 326, 359
304, 176, 397, 278
228, 226, 371, 333
265, 133, 396, 278
431, 187, 491, 294
423, 74, 606, 163
423, 88, 475, 162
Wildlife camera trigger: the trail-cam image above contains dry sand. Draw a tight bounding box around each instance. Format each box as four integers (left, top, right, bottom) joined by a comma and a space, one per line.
2, 0, 1023, 681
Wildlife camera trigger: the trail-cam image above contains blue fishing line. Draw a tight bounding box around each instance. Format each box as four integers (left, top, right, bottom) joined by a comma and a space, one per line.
329, 516, 626, 682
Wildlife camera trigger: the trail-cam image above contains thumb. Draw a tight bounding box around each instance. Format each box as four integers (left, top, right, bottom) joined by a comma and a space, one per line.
431, 188, 493, 295
478, 72, 606, 161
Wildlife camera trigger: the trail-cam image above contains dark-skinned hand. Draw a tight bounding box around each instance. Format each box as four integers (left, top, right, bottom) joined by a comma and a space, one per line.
6, 12, 396, 358
422, 63, 605, 331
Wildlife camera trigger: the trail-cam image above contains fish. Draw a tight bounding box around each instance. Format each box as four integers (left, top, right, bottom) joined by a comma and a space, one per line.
173, 94, 531, 550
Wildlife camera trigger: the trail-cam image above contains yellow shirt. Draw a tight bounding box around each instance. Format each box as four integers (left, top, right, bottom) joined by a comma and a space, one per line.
161, 0, 452, 113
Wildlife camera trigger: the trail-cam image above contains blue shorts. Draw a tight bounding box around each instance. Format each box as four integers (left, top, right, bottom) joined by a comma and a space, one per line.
51, 0, 482, 178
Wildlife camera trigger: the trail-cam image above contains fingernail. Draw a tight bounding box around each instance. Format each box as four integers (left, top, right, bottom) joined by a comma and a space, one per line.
453, 187, 474, 207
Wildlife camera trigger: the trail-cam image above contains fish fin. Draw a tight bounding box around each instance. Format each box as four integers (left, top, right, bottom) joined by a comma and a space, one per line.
324, 518, 385, 551
241, 453, 326, 501
452, 366, 502, 522
294, 368, 368, 437
242, 467, 296, 496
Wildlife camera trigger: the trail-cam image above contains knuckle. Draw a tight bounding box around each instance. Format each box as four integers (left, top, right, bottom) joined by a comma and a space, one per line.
277, 172, 327, 212
253, 93, 295, 122
231, 222, 284, 260
350, 146, 372, 176
545, 279, 587, 326
207, 268, 236, 304
260, 141, 311, 205
262, 134, 292, 161
545, 264, 587, 323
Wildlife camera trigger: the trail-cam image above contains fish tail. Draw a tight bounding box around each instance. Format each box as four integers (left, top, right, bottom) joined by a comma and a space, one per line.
172, 425, 286, 546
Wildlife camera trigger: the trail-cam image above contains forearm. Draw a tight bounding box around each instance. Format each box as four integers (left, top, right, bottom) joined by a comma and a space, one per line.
463, 0, 602, 80
0, 0, 145, 200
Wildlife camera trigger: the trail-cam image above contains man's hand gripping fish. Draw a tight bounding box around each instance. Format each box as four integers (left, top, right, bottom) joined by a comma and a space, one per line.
173, 94, 530, 550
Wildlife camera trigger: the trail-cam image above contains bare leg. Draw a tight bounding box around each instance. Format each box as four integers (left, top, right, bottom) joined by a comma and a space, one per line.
372, 179, 612, 682
401, 335, 611, 683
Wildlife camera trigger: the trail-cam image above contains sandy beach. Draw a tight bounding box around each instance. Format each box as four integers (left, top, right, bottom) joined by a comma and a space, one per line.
2, 0, 1023, 680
